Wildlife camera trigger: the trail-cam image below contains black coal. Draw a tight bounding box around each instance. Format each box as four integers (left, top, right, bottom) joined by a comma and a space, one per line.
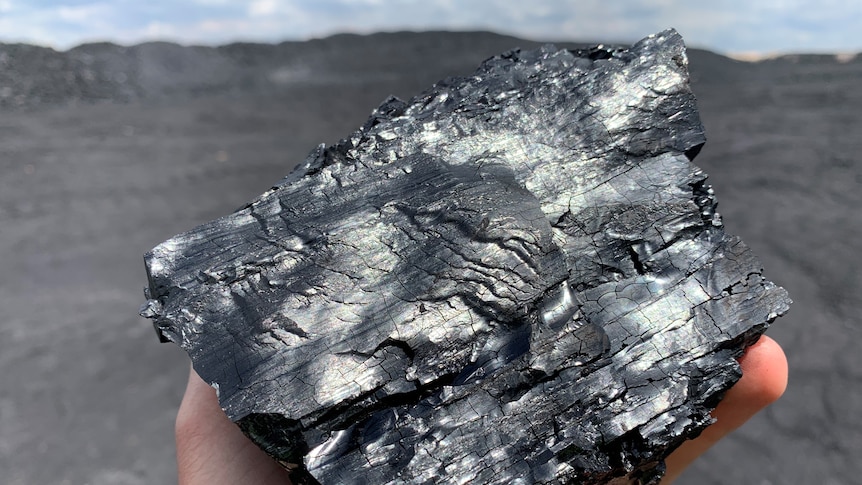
141, 30, 789, 484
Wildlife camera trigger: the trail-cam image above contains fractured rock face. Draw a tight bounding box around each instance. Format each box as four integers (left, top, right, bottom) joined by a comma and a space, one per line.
141, 29, 789, 484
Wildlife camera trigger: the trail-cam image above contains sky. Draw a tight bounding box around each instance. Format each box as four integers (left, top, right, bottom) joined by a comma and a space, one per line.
0, 0, 860, 56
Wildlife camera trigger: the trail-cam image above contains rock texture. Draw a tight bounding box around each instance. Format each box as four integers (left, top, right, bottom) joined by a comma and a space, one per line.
141, 30, 789, 484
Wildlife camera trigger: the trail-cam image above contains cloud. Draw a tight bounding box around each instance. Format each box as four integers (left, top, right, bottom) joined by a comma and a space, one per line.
56, 3, 110, 23
249, 0, 279, 17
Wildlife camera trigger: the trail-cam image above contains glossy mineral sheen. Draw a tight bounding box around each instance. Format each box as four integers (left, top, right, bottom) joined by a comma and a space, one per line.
142, 30, 789, 484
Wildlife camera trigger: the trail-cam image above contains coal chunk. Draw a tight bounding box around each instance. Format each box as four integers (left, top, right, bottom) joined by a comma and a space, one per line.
141, 29, 790, 484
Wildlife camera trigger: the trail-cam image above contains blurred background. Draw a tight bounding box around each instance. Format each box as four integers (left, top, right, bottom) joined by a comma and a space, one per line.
1, 1, 860, 484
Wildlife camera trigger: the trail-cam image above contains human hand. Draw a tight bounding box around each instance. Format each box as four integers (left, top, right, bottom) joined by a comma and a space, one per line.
175, 367, 293, 485
175, 335, 787, 485
661, 335, 788, 483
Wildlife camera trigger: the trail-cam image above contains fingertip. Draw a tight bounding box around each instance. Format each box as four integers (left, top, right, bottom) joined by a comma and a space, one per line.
661, 335, 787, 483
732, 335, 788, 409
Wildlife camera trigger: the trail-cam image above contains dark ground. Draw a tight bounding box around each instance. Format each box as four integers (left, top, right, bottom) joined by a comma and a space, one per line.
1, 32, 859, 484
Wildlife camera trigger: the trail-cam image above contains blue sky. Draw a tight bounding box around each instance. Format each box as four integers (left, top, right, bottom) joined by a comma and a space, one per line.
0, 0, 859, 56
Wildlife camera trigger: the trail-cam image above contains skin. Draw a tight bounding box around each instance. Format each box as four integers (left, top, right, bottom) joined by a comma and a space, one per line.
661, 336, 788, 483
176, 335, 787, 485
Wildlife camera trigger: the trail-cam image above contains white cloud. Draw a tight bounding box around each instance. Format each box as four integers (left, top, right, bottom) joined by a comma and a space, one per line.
142, 21, 179, 37
56, 4, 108, 23
249, 0, 279, 16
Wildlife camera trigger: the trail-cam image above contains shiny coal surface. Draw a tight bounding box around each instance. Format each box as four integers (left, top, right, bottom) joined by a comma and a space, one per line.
141, 30, 789, 484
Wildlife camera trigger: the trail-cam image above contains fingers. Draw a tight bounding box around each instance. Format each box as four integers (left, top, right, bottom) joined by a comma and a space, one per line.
175, 365, 294, 485
662, 335, 788, 483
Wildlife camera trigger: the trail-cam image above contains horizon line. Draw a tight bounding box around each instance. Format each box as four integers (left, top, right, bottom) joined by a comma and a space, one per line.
1, 29, 859, 61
